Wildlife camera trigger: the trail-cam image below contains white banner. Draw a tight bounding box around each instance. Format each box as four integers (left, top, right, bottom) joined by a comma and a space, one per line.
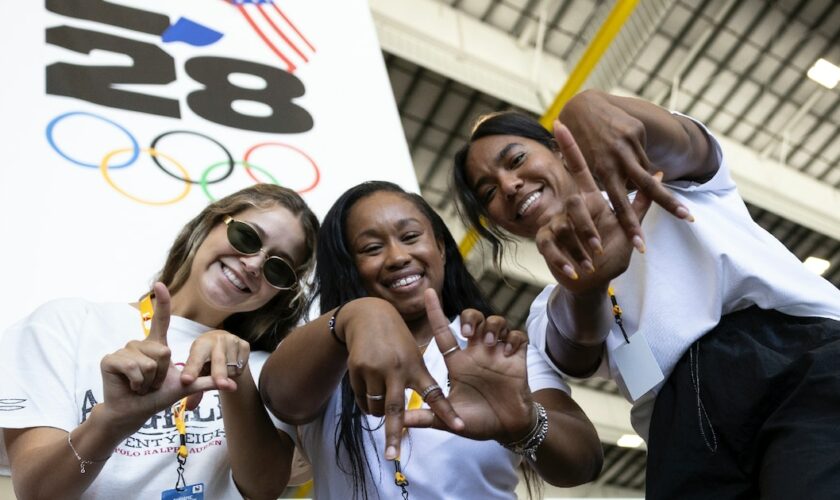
0, 0, 417, 330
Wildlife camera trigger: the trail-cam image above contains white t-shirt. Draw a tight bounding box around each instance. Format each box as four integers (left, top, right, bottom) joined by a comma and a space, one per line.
0, 298, 293, 499
295, 317, 569, 500
527, 122, 840, 440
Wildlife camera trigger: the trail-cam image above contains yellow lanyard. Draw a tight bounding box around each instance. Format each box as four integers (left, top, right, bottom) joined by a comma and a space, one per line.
393, 340, 429, 499
139, 294, 190, 489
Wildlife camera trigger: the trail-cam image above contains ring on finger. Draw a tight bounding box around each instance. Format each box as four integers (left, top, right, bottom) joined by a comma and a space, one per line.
226, 359, 244, 370
441, 346, 459, 358
366, 393, 385, 401
419, 383, 441, 401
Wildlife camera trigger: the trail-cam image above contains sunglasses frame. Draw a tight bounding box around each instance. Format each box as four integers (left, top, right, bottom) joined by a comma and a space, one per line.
223, 215, 299, 291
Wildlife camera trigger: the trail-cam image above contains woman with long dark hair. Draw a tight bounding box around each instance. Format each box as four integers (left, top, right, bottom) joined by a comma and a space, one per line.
1, 184, 319, 498
261, 181, 602, 499
452, 90, 840, 498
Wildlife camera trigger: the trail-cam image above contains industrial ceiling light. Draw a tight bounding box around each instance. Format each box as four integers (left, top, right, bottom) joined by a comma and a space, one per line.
807, 58, 840, 90
803, 256, 831, 276
617, 434, 644, 448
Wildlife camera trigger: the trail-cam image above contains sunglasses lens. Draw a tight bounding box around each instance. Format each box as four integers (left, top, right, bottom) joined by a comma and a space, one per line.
227, 221, 262, 254
264, 258, 297, 289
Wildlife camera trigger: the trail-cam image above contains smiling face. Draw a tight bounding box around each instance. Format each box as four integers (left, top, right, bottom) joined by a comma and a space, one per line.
345, 191, 445, 323
465, 134, 576, 239
177, 205, 308, 325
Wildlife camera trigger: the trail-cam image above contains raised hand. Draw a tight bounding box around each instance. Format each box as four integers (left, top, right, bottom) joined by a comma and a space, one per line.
402, 290, 534, 445
559, 90, 692, 245
180, 329, 251, 392
338, 297, 464, 460
536, 122, 654, 294
98, 282, 218, 435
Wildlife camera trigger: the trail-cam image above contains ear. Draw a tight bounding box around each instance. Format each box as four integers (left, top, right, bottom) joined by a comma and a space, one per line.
438, 240, 446, 266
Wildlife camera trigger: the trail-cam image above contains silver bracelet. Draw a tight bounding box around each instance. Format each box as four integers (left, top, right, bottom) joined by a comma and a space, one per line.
67, 430, 109, 473
502, 402, 549, 462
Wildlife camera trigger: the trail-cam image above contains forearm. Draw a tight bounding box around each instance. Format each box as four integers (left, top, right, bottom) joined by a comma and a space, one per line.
221, 366, 293, 499
5, 405, 131, 499
562, 89, 716, 181
544, 285, 611, 377
530, 390, 603, 487
260, 309, 347, 424
260, 297, 393, 424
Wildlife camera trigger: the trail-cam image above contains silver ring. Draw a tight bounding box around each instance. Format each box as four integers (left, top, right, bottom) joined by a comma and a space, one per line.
226, 360, 244, 370
441, 345, 459, 358
419, 383, 441, 401
366, 393, 385, 401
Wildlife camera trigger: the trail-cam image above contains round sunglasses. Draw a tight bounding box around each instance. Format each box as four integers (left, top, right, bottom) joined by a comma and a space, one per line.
224, 216, 298, 290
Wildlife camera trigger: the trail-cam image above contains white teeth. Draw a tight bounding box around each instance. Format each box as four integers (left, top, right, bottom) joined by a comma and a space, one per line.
222, 265, 248, 291
389, 275, 421, 289
517, 192, 541, 216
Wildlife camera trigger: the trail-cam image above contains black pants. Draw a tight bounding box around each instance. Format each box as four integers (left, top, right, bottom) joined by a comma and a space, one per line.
646, 307, 840, 500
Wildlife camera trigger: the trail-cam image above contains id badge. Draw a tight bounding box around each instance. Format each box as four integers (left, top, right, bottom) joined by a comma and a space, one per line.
611, 331, 664, 401
162, 483, 205, 500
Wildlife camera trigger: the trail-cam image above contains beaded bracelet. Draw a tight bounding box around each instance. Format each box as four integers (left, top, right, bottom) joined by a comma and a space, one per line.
502, 402, 548, 462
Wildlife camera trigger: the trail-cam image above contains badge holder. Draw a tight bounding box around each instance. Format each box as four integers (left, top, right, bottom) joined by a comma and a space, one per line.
608, 288, 664, 401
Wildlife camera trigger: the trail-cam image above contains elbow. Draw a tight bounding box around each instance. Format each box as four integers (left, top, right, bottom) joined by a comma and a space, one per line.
259, 378, 320, 425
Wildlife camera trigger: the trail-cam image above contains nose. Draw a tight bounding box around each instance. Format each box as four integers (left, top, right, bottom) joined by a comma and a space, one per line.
240, 251, 266, 277
499, 171, 523, 199
383, 241, 411, 269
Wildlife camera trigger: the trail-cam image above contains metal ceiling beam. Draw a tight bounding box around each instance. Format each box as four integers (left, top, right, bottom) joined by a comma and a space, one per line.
369, 0, 840, 243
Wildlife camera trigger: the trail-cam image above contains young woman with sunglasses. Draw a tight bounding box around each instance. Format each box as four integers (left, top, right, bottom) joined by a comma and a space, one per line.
0, 184, 318, 499
452, 90, 840, 498
260, 181, 602, 499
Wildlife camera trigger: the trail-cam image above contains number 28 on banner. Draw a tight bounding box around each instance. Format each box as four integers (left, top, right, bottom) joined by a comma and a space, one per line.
45, 0, 313, 134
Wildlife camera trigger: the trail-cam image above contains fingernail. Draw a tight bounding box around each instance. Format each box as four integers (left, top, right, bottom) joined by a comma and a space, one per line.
462, 324, 472, 337
675, 206, 694, 221
484, 332, 496, 345
589, 237, 603, 255
654, 171, 664, 181
385, 446, 397, 460
454, 417, 465, 429
632, 235, 646, 254
582, 260, 595, 274
562, 264, 579, 280
504, 343, 513, 355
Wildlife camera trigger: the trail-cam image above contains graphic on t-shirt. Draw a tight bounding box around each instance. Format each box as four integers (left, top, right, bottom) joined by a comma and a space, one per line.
0, 398, 26, 411
81, 390, 226, 457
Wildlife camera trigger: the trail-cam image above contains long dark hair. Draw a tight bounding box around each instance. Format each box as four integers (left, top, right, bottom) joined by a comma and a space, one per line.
316, 181, 493, 499
155, 184, 319, 351
452, 111, 557, 271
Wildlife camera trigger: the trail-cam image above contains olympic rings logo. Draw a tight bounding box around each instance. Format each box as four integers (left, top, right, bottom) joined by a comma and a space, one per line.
45, 111, 321, 206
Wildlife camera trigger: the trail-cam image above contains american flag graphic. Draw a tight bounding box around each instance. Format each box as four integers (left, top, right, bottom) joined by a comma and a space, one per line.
226, 0, 316, 73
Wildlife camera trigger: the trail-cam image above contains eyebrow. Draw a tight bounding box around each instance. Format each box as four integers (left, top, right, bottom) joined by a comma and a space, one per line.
352, 217, 424, 243
472, 142, 522, 190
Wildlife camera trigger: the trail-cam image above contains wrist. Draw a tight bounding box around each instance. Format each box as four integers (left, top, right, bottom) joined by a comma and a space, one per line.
88, 402, 144, 442
501, 402, 549, 462
549, 286, 610, 347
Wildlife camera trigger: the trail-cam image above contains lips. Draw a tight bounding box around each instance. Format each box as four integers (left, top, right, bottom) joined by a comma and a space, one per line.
221, 263, 251, 293
516, 190, 542, 217
389, 274, 422, 289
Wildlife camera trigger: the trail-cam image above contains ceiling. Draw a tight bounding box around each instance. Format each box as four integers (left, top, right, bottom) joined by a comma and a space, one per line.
376, 0, 840, 495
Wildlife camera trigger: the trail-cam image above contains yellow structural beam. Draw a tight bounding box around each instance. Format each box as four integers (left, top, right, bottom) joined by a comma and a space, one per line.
539, 0, 640, 129
458, 0, 639, 258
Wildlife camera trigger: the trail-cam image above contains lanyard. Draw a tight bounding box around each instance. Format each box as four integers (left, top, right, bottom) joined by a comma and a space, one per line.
607, 286, 630, 344
393, 389, 423, 500
139, 293, 190, 491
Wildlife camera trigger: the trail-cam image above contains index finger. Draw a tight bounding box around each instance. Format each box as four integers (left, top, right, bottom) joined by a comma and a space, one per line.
553, 121, 600, 194
147, 282, 171, 345
424, 288, 458, 355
